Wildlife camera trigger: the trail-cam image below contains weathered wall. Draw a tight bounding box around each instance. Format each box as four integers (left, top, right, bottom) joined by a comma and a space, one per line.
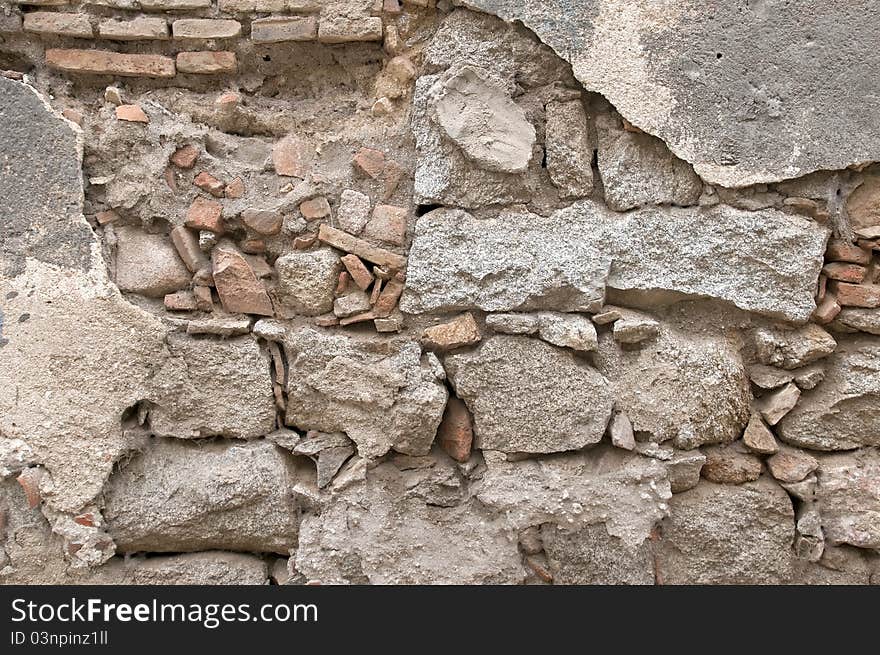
1, 1, 878, 585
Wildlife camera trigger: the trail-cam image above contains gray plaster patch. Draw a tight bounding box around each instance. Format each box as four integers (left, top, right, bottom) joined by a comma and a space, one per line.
0, 77, 92, 277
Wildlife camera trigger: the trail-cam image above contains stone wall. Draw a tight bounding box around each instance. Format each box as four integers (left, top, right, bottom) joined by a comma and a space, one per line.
1, 1, 879, 584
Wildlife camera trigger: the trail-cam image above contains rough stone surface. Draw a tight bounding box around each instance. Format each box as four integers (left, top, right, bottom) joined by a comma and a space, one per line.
476, 447, 670, 545
461, 0, 880, 186
753, 324, 837, 370
402, 202, 827, 322
596, 112, 701, 211
212, 246, 274, 316
595, 328, 751, 449
815, 449, 880, 549
701, 444, 763, 484
777, 338, 880, 450
115, 228, 190, 298
545, 99, 594, 199
445, 336, 614, 453
655, 477, 794, 584
104, 439, 303, 554
279, 326, 447, 459
275, 249, 341, 316
148, 334, 276, 440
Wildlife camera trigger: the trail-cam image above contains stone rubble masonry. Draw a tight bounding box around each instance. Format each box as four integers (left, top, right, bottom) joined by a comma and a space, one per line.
24, 12, 93, 38
98, 17, 170, 41
177, 51, 238, 75
318, 224, 407, 270
46, 49, 176, 78
251, 16, 318, 43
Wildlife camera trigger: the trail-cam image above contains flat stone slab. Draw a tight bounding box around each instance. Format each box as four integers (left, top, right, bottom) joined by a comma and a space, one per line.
458, 1, 880, 186
401, 201, 828, 322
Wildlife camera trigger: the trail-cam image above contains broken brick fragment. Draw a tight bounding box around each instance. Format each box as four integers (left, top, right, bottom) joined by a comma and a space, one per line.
16, 468, 44, 509
164, 290, 198, 311
364, 204, 407, 245
225, 177, 245, 198
185, 196, 224, 234
437, 396, 473, 462
340, 254, 374, 291
300, 196, 331, 220
352, 147, 385, 178
830, 281, 880, 308
115, 104, 148, 123
422, 313, 481, 351
194, 171, 226, 197
272, 133, 309, 177
212, 247, 274, 316
171, 144, 199, 169
372, 277, 405, 317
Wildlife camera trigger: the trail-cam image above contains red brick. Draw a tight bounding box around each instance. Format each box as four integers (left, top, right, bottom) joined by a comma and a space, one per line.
176, 51, 237, 75
61, 108, 83, 125
98, 17, 169, 41
219, 0, 318, 10
317, 224, 407, 269
339, 310, 375, 326
363, 204, 407, 245
830, 281, 880, 308
46, 49, 175, 78
822, 262, 867, 283
172, 19, 242, 40
372, 277, 404, 317
251, 16, 317, 43
194, 171, 225, 197
24, 12, 92, 38
369, 278, 382, 304
16, 468, 43, 509
437, 397, 473, 462
826, 239, 872, 264
170, 144, 199, 169
170, 226, 208, 273
340, 254, 374, 290
352, 147, 385, 178
300, 196, 331, 220
185, 196, 224, 233
73, 513, 95, 527
115, 104, 149, 123
335, 271, 351, 295
242, 208, 282, 236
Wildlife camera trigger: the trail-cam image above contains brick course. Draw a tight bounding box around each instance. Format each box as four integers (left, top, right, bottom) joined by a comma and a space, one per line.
46, 49, 176, 77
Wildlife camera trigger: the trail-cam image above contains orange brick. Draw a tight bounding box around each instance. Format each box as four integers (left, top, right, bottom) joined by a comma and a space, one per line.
115, 104, 149, 123
176, 51, 237, 75
46, 49, 175, 78
822, 262, 867, 284
340, 254, 374, 290
185, 196, 224, 233
830, 281, 880, 308
170, 144, 199, 169
363, 204, 407, 245
437, 397, 473, 462
299, 196, 331, 220
352, 147, 385, 178
826, 239, 872, 265
194, 171, 225, 197
24, 12, 92, 38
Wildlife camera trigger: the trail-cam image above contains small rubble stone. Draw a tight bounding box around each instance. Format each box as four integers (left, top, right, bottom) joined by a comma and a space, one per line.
335, 271, 350, 296
115, 105, 148, 123
300, 196, 331, 220
275, 249, 341, 316
293, 233, 317, 249
171, 144, 198, 169
545, 99, 594, 198
115, 227, 190, 297
339, 310, 375, 326
613, 315, 661, 344
591, 308, 622, 325
241, 208, 282, 236
814, 449, 880, 549
486, 313, 541, 335
194, 171, 225, 197
792, 364, 825, 390
748, 364, 794, 390
813, 295, 842, 324
192, 286, 213, 311
272, 134, 310, 177
337, 189, 371, 234
831, 307, 880, 335
240, 239, 265, 254
340, 255, 374, 291
701, 444, 763, 484
374, 311, 403, 333
186, 197, 224, 234
667, 450, 706, 493
352, 147, 385, 179
742, 413, 779, 454
364, 204, 407, 245
757, 382, 801, 426
422, 313, 481, 351
333, 291, 372, 318
608, 412, 635, 451
753, 324, 837, 369
212, 246, 274, 316
767, 446, 819, 483
537, 313, 598, 352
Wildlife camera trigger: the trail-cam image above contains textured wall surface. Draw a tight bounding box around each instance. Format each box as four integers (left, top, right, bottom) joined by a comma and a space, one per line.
1, 1, 878, 585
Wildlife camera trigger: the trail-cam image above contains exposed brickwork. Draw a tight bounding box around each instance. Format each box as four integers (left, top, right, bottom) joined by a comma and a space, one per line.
24, 12, 93, 38
251, 16, 317, 43
46, 49, 176, 78
98, 17, 170, 41
172, 19, 242, 40
176, 51, 237, 74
